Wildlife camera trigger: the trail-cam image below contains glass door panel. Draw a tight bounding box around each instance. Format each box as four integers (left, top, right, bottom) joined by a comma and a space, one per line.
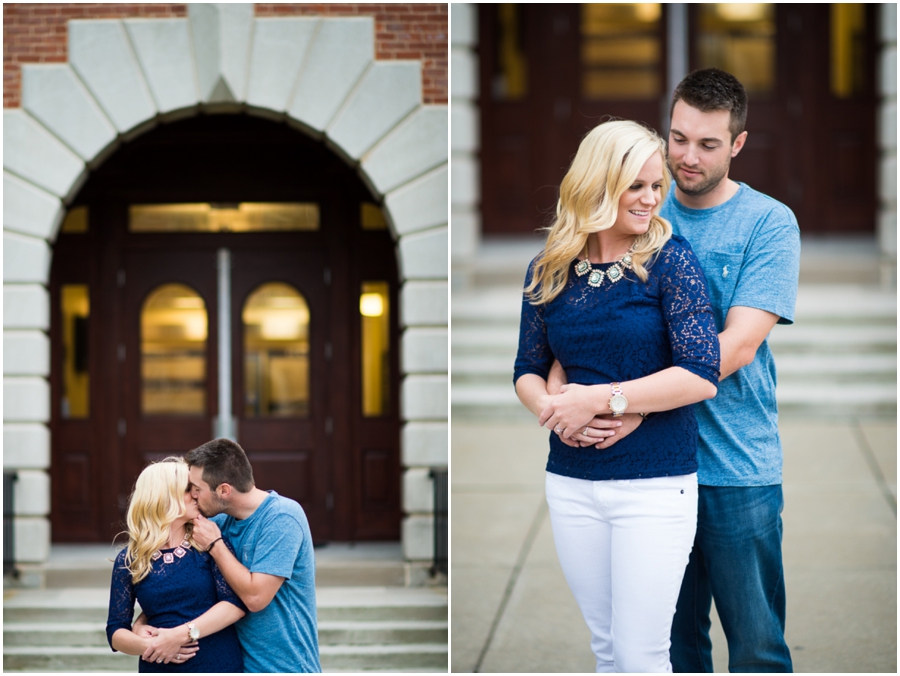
61, 284, 90, 419
242, 283, 310, 418
360, 281, 391, 418
140, 283, 208, 416
696, 4, 775, 96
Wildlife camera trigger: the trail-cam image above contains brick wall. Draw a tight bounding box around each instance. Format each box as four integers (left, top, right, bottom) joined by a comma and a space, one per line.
3, 3, 447, 108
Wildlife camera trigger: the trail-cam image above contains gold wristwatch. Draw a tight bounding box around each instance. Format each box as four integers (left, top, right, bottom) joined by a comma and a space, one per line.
187, 622, 200, 642
609, 382, 628, 417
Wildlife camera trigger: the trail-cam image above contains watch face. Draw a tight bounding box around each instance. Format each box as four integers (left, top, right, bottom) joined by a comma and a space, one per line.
610, 394, 628, 413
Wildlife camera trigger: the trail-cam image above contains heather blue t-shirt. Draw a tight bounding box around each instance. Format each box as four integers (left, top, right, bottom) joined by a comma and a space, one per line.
660, 182, 800, 486
213, 491, 321, 673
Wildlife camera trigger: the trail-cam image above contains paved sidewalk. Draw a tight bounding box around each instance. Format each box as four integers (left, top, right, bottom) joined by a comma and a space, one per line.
450, 416, 897, 673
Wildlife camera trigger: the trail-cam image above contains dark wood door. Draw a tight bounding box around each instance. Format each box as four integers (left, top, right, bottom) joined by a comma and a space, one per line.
479, 4, 876, 236
231, 248, 330, 541
121, 249, 218, 489
479, 4, 668, 234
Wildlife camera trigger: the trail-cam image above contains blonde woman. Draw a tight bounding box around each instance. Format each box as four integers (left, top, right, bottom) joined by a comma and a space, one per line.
106, 457, 245, 672
514, 120, 720, 672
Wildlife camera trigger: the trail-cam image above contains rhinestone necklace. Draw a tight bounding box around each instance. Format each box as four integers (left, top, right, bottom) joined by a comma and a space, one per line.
151, 539, 192, 564
574, 243, 636, 287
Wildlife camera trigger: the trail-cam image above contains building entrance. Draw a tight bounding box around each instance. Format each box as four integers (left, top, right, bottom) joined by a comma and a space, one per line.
50, 115, 401, 544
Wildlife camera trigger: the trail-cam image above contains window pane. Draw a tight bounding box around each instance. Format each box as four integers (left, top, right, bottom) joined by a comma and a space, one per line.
697, 4, 775, 96
130, 203, 320, 232
61, 285, 90, 418
361, 203, 388, 230
361, 281, 390, 417
491, 4, 528, 101
581, 4, 662, 100
243, 283, 310, 418
141, 284, 207, 416
831, 4, 866, 99
61, 206, 89, 234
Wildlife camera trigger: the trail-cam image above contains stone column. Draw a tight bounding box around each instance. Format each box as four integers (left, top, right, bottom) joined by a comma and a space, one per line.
450, 4, 480, 290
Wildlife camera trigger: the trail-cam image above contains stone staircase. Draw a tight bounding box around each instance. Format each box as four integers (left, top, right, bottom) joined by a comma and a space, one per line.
3, 544, 447, 673
452, 237, 897, 420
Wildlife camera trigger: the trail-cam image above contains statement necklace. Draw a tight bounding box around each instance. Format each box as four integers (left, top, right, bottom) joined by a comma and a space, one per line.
151, 539, 191, 564
574, 243, 636, 287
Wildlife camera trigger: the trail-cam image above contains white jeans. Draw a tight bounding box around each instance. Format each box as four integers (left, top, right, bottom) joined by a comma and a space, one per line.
545, 471, 698, 673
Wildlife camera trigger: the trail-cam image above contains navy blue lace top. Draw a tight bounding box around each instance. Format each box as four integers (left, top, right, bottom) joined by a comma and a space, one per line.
514, 235, 720, 481
106, 542, 245, 673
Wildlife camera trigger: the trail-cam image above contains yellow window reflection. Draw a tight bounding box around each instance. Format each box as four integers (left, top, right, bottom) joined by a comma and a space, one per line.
243, 283, 310, 418
61, 285, 90, 418
361, 281, 390, 417
831, 4, 866, 99
141, 284, 207, 416
130, 203, 320, 232
61, 206, 89, 234
697, 4, 775, 96
581, 4, 661, 100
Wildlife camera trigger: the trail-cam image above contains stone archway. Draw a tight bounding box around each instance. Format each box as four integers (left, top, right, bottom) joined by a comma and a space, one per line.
3, 4, 447, 567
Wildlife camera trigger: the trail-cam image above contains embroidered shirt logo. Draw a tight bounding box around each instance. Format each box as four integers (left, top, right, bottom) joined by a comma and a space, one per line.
722, 265, 729, 278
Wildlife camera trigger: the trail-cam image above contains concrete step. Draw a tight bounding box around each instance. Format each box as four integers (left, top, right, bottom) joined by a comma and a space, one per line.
3, 619, 448, 648
3, 585, 447, 672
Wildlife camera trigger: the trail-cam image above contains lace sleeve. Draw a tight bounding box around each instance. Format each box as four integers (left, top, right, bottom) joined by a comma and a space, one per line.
513, 260, 553, 385
659, 239, 721, 385
105, 550, 136, 651
212, 540, 248, 612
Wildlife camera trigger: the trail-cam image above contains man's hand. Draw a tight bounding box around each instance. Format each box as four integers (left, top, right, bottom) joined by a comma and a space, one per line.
547, 359, 568, 395
192, 514, 222, 551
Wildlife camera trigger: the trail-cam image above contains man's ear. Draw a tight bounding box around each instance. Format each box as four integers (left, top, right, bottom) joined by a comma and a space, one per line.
217, 483, 233, 499
731, 130, 748, 158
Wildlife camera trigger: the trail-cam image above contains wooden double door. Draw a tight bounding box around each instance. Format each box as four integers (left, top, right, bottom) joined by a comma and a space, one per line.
52, 227, 401, 545
50, 114, 401, 545
120, 245, 329, 538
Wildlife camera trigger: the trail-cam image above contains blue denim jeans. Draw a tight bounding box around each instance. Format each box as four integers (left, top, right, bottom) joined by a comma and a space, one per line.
670, 484, 793, 673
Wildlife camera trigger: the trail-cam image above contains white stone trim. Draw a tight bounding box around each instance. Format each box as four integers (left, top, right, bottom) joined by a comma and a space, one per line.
401, 421, 448, 466
3, 172, 65, 241
3, 6, 448, 568
246, 17, 319, 113
4, 285, 50, 331
3, 110, 87, 202
3, 424, 51, 470
4, 331, 50, 377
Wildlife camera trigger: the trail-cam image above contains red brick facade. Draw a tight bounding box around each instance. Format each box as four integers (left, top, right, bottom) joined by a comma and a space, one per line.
3, 3, 447, 108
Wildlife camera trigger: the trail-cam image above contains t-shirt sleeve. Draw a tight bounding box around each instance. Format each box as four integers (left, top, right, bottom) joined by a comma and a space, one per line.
513, 259, 553, 384
659, 239, 721, 386
105, 551, 136, 651
212, 541, 247, 612
246, 512, 303, 580
730, 205, 800, 325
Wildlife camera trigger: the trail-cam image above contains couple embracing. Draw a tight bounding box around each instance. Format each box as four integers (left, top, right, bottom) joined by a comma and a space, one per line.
515, 68, 799, 672
106, 438, 321, 673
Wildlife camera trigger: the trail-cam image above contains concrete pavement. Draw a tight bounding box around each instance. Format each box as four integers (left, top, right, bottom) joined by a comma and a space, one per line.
450, 416, 897, 672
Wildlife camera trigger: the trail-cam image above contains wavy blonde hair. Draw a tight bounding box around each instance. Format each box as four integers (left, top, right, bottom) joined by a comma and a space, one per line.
525, 120, 673, 305
122, 457, 195, 584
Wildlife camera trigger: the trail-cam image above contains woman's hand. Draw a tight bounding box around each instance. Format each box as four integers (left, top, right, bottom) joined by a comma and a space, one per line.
539, 383, 608, 438
568, 416, 623, 447
141, 625, 198, 665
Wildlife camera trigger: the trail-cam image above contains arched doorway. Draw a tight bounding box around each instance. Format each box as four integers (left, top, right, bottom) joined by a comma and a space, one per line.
49, 114, 401, 543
